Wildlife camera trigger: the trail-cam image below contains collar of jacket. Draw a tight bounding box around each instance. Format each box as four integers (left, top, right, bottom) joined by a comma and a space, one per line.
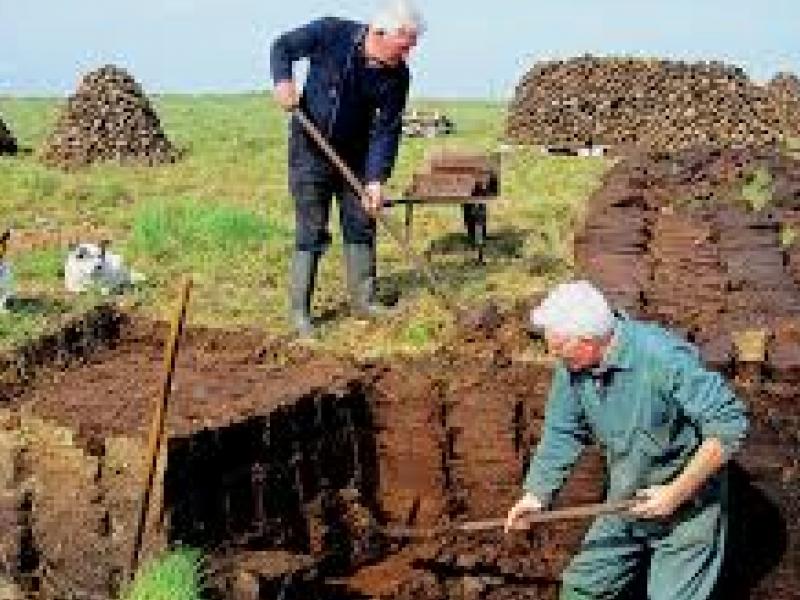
592, 311, 634, 375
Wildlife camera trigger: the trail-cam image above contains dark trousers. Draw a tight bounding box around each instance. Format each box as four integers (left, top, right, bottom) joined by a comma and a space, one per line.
290, 177, 376, 253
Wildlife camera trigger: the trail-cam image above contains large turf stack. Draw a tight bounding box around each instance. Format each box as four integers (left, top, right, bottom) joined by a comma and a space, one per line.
38, 64, 180, 169
767, 71, 800, 137
507, 56, 783, 154
0, 117, 17, 155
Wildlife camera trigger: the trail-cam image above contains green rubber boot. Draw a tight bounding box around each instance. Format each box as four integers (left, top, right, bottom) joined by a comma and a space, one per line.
288, 250, 320, 338
344, 243, 388, 319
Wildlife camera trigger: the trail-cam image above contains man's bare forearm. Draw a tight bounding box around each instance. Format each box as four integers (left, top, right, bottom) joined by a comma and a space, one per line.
671, 437, 725, 504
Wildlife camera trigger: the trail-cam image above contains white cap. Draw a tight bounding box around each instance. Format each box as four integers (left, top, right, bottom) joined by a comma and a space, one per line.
530, 281, 615, 338
371, 0, 426, 35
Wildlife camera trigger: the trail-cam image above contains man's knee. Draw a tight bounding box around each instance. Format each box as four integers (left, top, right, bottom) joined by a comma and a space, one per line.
294, 214, 331, 252
292, 180, 332, 252
341, 205, 375, 244
341, 209, 375, 245
338, 188, 376, 245
560, 572, 620, 600
561, 565, 625, 600
560, 520, 641, 600
341, 226, 375, 246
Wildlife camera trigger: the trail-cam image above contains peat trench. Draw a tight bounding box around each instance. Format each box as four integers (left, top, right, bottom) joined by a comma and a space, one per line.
0, 301, 792, 600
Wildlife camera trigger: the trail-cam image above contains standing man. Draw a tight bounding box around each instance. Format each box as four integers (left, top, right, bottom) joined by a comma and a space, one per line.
270, 0, 424, 337
505, 281, 748, 600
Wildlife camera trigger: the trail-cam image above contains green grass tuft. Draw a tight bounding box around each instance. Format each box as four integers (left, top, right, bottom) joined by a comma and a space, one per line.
128, 197, 278, 260
121, 548, 204, 600
131, 198, 278, 254
742, 166, 773, 212
12, 248, 64, 283
403, 320, 434, 347
780, 224, 798, 249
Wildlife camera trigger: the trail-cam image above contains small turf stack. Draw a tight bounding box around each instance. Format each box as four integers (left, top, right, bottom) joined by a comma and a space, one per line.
0, 117, 17, 155
38, 64, 180, 169
506, 55, 783, 154
767, 71, 800, 137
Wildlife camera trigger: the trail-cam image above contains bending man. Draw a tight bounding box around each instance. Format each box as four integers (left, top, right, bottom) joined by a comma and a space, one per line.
505, 281, 748, 600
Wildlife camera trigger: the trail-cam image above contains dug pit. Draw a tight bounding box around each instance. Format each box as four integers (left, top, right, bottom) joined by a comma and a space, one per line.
0, 301, 794, 600
0, 307, 606, 600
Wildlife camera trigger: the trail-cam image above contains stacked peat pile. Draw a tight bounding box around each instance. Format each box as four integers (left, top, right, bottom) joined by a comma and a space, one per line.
0, 117, 17, 155
404, 150, 501, 199
507, 56, 782, 154
575, 146, 800, 347
575, 146, 800, 598
38, 64, 180, 169
767, 72, 800, 137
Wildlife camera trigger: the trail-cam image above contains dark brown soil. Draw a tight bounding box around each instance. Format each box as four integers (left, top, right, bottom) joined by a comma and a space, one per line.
3, 291, 793, 599
18, 317, 358, 440
0, 307, 600, 600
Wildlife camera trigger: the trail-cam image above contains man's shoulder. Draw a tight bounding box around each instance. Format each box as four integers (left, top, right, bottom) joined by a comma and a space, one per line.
625, 318, 699, 367
312, 17, 364, 36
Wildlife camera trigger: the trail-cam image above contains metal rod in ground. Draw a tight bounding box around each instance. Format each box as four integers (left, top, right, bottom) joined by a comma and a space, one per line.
292, 109, 457, 314
129, 277, 193, 577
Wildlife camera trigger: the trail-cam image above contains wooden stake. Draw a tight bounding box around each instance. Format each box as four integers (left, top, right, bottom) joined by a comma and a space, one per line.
0, 229, 10, 261
130, 276, 192, 577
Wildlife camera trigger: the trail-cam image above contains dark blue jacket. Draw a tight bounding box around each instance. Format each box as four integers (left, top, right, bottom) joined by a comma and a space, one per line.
270, 17, 410, 183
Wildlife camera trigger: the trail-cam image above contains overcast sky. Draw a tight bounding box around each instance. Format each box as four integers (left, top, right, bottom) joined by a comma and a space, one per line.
2, 0, 798, 98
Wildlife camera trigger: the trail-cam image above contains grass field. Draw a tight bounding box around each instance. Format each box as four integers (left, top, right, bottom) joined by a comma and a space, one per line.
0, 93, 609, 357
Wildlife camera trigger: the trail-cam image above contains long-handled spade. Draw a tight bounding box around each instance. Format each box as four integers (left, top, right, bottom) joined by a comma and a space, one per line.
292, 109, 497, 327
129, 277, 193, 578
380, 498, 637, 540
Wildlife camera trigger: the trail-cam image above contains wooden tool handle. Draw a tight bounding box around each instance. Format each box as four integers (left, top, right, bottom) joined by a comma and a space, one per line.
526, 498, 637, 523
294, 109, 368, 199
292, 109, 455, 313
458, 498, 638, 532
383, 499, 637, 539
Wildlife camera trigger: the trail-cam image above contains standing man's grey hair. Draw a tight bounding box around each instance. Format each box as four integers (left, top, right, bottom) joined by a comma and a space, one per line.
371, 0, 427, 35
